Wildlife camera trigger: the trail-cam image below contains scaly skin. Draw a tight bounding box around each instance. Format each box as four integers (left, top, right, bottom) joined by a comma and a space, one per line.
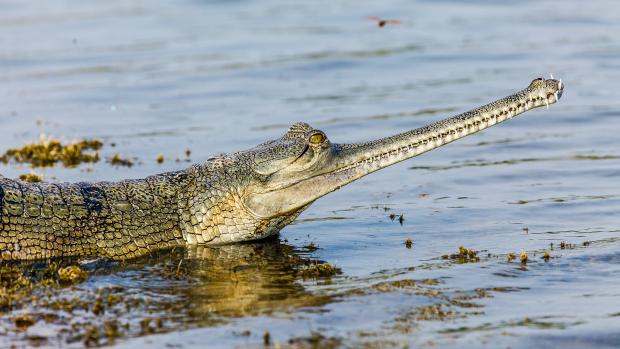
0, 78, 564, 261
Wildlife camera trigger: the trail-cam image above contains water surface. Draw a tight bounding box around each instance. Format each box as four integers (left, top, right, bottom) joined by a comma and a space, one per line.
1, 0, 619, 347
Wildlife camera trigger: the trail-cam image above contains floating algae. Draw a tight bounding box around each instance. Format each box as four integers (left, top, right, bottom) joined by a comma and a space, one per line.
520, 250, 529, 264
404, 238, 413, 249
18, 172, 43, 183
57, 265, 89, 285
0, 135, 102, 167
156, 153, 165, 164
108, 154, 134, 167
442, 246, 480, 263
298, 262, 341, 279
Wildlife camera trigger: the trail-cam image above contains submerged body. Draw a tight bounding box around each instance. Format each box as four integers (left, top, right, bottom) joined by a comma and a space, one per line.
0, 78, 564, 260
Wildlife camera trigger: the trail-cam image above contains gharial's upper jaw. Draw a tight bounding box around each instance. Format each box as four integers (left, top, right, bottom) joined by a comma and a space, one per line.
525, 77, 564, 108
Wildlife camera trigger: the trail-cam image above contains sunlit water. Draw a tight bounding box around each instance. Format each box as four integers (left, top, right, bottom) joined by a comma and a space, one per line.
1, 0, 619, 348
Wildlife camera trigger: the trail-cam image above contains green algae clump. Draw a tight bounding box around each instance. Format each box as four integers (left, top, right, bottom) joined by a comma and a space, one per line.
0, 136, 102, 168
108, 153, 134, 167
299, 262, 342, 279
58, 265, 89, 285
19, 172, 43, 183
404, 238, 413, 249
0, 266, 32, 310
442, 246, 480, 263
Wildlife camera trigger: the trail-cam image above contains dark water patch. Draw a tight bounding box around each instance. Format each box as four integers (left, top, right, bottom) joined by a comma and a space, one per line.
525, 331, 620, 349
410, 154, 620, 171
510, 194, 618, 205
439, 316, 579, 334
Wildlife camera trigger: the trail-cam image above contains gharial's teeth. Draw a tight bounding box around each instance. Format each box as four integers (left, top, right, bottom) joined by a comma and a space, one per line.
559, 78, 563, 89
554, 91, 559, 101
550, 73, 554, 79
545, 99, 549, 109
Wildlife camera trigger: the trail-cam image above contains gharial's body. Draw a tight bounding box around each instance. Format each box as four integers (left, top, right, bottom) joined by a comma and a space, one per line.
0, 78, 564, 260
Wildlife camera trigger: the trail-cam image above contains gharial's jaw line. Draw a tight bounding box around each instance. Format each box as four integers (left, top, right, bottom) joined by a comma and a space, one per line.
327, 78, 564, 181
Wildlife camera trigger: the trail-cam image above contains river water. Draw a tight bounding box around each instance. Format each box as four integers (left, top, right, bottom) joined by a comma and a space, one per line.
1, 0, 619, 348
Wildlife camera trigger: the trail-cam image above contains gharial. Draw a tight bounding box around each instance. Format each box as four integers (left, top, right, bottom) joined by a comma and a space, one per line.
0, 78, 564, 261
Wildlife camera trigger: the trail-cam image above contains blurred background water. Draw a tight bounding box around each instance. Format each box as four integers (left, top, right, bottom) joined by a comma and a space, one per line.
1, 0, 619, 348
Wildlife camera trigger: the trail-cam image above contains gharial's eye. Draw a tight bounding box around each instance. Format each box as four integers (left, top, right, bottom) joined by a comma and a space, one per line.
309, 132, 326, 145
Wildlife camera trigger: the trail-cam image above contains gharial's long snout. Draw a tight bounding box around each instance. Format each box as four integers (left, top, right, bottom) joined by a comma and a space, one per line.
331, 77, 564, 178
245, 78, 564, 220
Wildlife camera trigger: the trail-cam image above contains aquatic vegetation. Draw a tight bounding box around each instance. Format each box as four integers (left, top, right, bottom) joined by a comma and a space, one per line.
559, 241, 576, 250
108, 153, 134, 167
299, 262, 341, 279
520, 250, 528, 264
542, 251, 551, 262
13, 313, 35, 329
0, 265, 31, 310
507, 253, 516, 263
404, 238, 413, 249
0, 136, 102, 167
156, 153, 165, 164
57, 265, 89, 284
287, 331, 343, 348
18, 172, 43, 183
442, 246, 480, 263
304, 242, 319, 252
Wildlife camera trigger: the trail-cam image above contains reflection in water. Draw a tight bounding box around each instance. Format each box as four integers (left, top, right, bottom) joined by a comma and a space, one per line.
0, 239, 527, 348
0, 240, 337, 347
181, 243, 334, 318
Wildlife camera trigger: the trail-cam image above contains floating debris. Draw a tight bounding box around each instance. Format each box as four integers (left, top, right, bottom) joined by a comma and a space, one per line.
542, 251, 550, 262
103, 320, 121, 340
14, 313, 35, 329
304, 242, 319, 252
263, 331, 271, 346
560, 241, 575, 250
404, 238, 413, 249
108, 154, 134, 167
185, 149, 191, 158
83, 325, 100, 347
520, 250, 528, 264
156, 153, 165, 164
507, 253, 516, 263
299, 262, 341, 279
388, 213, 405, 225
19, 172, 43, 183
140, 318, 155, 335
57, 266, 89, 285
0, 136, 102, 167
367, 16, 401, 28
442, 246, 479, 263
92, 297, 105, 315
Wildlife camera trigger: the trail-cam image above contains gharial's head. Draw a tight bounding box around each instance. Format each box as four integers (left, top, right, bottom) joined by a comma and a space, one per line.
190, 77, 563, 244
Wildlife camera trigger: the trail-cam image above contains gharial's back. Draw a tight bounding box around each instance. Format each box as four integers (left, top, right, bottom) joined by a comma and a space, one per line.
0, 172, 187, 260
